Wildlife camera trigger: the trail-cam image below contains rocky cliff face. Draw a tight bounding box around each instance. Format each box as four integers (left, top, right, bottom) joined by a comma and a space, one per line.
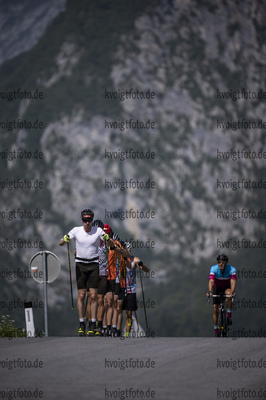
1, 0, 266, 334
0, 0, 66, 66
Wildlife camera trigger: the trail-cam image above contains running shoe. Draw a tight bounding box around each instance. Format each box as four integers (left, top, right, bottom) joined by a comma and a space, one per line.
112, 327, 117, 337
87, 321, 95, 336
94, 326, 103, 336
78, 321, 86, 337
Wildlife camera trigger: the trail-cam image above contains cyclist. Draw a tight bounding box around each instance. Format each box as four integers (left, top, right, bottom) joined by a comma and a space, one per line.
207, 254, 237, 337
59, 209, 109, 336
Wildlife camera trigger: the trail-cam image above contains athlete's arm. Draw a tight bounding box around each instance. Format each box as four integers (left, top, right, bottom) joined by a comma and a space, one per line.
207, 267, 216, 297
120, 247, 131, 258
229, 266, 237, 296
59, 235, 70, 246
230, 278, 236, 295
111, 241, 130, 258
100, 229, 112, 247
124, 258, 132, 269
134, 257, 149, 272
208, 279, 214, 297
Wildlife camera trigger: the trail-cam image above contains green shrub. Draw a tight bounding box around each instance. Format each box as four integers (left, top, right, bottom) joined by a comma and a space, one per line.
0, 315, 26, 339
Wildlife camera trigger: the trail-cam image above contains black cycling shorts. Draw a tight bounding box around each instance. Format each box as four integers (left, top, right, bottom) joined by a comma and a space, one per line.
98, 276, 108, 295
106, 279, 116, 294
118, 286, 126, 301
123, 293, 137, 311
76, 262, 99, 290
114, 282, 121, 296
212, 285, 230, 305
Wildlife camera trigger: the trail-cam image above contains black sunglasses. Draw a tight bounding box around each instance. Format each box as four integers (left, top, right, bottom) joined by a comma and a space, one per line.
82, 217, 93, 223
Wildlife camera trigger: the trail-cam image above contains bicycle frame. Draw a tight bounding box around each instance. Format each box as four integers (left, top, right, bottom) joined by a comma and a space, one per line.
212, 294, 232, 337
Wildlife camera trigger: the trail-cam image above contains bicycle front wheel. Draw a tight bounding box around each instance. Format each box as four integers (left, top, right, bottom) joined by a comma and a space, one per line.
218, 309, 225, 337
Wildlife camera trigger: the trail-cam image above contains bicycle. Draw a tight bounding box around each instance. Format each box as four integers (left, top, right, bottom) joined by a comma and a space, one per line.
208, 294, 234, 337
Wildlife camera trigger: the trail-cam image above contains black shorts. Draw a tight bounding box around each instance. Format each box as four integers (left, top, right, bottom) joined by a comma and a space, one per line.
114, 283, 121, 296
124, 293, 137, 311
76, 262, 99, 290
118, 286, 126, 301
98, 276, 108, 295
106, 279, 115, 294
212, 286, 230, 305
107, 279, 120, 294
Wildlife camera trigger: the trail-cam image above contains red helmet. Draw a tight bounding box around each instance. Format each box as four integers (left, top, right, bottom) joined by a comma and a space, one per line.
103, 224, 112, 234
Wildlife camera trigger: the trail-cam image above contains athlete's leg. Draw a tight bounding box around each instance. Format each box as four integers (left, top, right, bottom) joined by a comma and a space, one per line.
86, 292, 91, 321
126, 310, 132, 335
106, 291, 114, 326
103, 295, 108, 325
213, 304, 219, 326
212, 286, 222, 336
102, 295, 108, 335
90, 288, 98, 320
225, 288, 233, 309
77, 289, 86, 318
97, 276, 107, 325
97, 294, 104, 321
112, 294, 119, 332
117, 300, 123, 331
88, 264, 99, 329
225, 288, 233, 324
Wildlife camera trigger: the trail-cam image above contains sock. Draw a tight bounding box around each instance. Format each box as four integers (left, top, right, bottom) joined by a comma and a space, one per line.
79, 318, 84, 322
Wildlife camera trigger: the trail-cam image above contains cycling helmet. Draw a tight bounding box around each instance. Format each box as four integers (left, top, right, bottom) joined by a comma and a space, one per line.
125, 242, 132, 252
112, 232, 120, 242
92, 219, 104, 229
81, 209, 94, 221
103, 224, 112, 234
217, 254, 228, 262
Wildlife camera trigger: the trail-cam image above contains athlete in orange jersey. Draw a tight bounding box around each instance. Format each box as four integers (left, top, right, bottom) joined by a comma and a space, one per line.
104, 224, 130, 336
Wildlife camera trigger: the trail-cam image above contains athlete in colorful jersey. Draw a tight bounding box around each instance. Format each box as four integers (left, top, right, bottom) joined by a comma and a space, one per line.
91, 219, 109, 335
207, 254, 237, 336
115, 241, 129, 337
59, 209, 110, 336
104, 224, 130, 336
124, 248, 149, 337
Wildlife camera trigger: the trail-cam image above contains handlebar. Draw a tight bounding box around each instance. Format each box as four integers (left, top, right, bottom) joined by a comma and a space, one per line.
207, 293, 235, 304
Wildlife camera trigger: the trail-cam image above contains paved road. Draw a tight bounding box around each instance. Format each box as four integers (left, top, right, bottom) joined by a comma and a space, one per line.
0, 337, 265, 400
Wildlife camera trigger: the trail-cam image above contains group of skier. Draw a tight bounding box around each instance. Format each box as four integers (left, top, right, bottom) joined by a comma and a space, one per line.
59, 208, 149, 337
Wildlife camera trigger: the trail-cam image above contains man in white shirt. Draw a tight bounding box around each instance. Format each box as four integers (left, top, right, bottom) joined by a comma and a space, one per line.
59, 209, 109, 336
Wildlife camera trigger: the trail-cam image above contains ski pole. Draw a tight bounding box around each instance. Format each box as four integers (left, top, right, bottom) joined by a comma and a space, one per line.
67, 242, 74, 310
139, 271, 148, 330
